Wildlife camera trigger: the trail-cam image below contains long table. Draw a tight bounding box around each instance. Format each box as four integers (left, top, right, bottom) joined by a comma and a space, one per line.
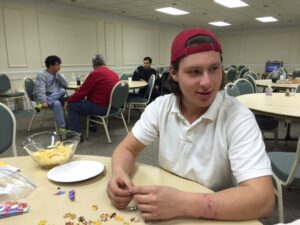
1, 155, 261, 225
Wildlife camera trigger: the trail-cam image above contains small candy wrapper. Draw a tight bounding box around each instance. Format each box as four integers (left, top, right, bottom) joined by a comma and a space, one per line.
69, 190, 75, 201
0, 201, 29, 218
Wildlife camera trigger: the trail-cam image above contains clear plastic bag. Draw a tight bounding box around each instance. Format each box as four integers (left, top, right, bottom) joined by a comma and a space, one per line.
0, 169, 36, 204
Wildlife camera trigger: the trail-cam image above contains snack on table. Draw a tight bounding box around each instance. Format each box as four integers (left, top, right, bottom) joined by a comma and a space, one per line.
31, 142, 74, 167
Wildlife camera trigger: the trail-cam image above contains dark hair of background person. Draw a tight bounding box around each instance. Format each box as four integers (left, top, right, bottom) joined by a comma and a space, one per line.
168, 35, 225, 97
92, 54, 106, 67
143, 56, 152, 64
45, 55, 62, 68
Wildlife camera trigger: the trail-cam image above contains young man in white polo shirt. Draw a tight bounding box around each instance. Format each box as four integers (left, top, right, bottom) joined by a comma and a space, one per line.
106, 28, 274, 221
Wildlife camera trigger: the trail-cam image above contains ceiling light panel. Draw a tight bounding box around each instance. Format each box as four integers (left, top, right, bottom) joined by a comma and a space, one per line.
209, 21, 231, 26
214, 0, 249, 8
155, 7, 190, 16
256, 16, 278, 22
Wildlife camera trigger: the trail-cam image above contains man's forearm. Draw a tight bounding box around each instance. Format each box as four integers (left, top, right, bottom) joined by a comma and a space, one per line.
111, 133, 144, 176
181, 177, 274, 220
111, 147, 136, 175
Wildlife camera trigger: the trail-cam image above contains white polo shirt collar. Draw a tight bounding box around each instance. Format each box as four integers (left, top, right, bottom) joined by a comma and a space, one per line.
170, 91, 224, 124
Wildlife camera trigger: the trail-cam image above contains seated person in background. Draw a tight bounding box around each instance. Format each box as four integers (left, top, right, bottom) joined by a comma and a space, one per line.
132, 56, 160, 100
33, 55, 67, 130
107, 28, 274, 221
66, 54, 119, 139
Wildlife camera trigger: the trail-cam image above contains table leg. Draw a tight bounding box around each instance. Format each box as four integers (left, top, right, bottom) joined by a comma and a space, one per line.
283, 123, 297, 141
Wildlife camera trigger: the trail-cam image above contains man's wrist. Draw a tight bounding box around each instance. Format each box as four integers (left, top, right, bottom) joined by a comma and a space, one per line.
181, 192, 204, 218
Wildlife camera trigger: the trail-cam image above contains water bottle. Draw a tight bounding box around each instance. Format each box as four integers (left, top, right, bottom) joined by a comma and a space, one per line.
265, 85, 273, 105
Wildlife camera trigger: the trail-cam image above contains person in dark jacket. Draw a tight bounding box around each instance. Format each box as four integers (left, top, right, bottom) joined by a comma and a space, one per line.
132, 56, 160, 100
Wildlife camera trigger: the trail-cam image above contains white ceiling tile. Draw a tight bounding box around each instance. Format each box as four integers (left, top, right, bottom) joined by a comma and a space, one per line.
49, 0, 300, 30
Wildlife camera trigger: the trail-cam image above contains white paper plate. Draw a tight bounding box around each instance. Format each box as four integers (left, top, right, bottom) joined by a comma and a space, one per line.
47, 160, 104, 182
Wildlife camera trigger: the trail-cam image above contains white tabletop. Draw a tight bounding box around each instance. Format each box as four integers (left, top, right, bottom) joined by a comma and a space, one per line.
255, 79, 299, 90
126, 80, 147, 89
1, 155, 261, 225
236, 93, 300, 121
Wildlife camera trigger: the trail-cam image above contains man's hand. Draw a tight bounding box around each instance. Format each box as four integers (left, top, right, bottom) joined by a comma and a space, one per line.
133, 186, 184, 221
64, 101, 68, 110
42, 102, 48, 108
106, 171, 135, 209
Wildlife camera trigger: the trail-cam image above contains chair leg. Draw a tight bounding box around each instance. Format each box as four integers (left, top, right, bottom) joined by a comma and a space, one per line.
28, 112, 36, 131
101, 117, 111, 143
121, 113, 129, 133
86, 116, 90, 139
127, 104, 132, 123
273, 175, 284, 223
274, 127, 278, 150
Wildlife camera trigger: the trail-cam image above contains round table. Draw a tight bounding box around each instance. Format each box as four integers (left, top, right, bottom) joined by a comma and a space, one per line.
237, 93, 300, 140
67, 80, 148, 90
236, 93, 300, 121
126, 80, 147, 89
255, 79, 299, 90
1, 155, 261, 225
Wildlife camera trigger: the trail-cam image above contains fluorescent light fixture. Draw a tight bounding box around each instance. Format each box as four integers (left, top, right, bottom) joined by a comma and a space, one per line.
256, 16, 278, 22
209, 21, 231, 26
214, 0, 248, 8
155, 7, 189, 16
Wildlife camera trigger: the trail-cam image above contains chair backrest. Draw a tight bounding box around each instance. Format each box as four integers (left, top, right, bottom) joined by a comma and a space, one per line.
106, 81, 129, 116
240, 67, 249, 78
145, 74, 155, 103
0, 74, 11, 92
234, 78, 254, 95
237, 65, 246, 72
0, 102, 17, 156
224, 66, 230, 73
23, 77, 35, 102
120, 73, 132, 80
268, 70, 279, 79
239, 67, 249, 78
224, 83, 240, 97
277, 67, 288, 77
296, 84, 300, 93
292, 70, 300, 79
243, 74, 257, 93
225, 68, 237, 82
244, 71, 258, 80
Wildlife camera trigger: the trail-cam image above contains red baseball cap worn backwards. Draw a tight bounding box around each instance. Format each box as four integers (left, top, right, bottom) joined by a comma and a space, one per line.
170, 28, 222, 64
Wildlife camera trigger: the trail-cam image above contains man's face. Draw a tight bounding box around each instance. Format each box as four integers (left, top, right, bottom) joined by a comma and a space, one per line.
143, 60, 151, 69
48, 62, 61, 74
170, 51, 222, 113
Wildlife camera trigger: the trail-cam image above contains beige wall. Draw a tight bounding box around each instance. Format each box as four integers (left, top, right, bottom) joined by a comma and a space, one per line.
1, 0, 300, 93
217, 27, 300, 74
0, 0, 179, 92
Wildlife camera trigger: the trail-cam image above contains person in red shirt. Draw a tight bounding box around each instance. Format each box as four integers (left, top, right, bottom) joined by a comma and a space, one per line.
66, 54, 119, 138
